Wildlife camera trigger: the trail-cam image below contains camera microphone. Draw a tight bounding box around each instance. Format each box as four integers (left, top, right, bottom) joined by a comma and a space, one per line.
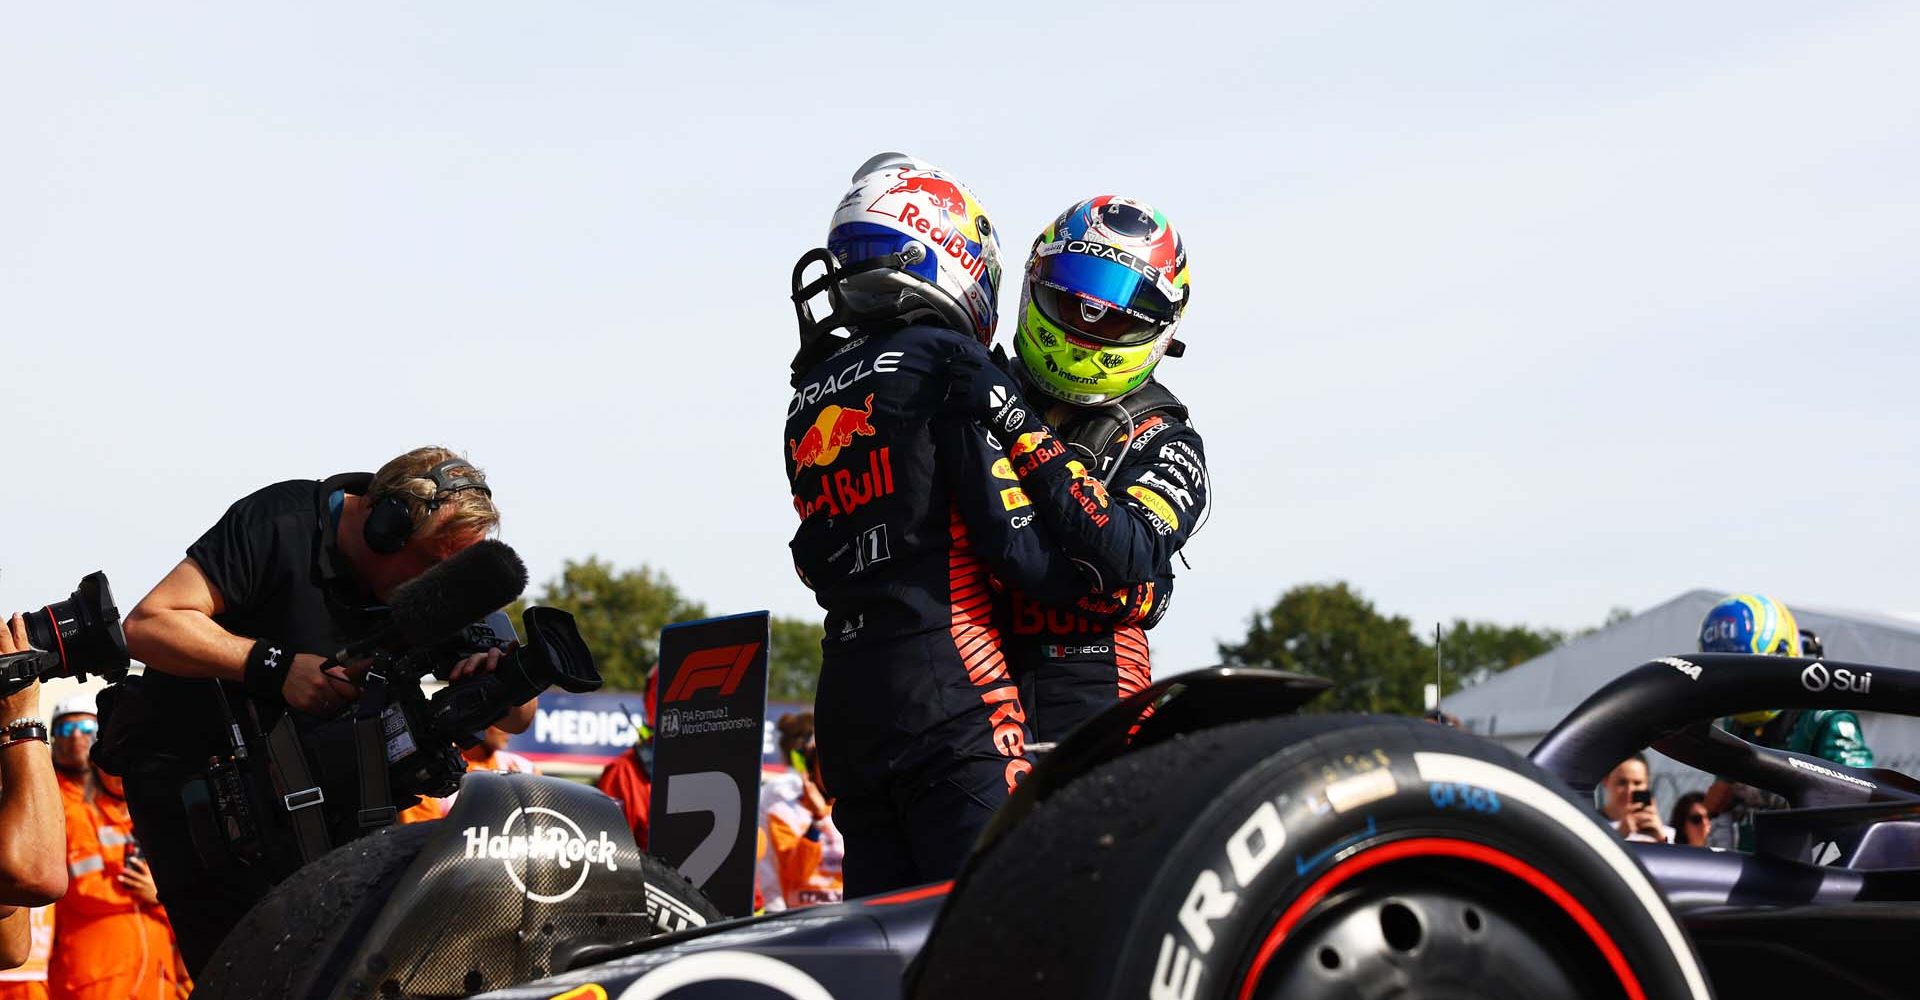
336, 540, 529, 662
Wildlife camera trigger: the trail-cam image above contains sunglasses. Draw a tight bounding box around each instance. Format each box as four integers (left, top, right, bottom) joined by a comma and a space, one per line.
1686, 812, 1711, 825
54, 719, 98, 738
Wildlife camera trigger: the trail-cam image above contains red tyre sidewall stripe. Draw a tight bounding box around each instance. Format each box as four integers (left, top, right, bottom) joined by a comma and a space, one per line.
1235, 836, 1646, 1000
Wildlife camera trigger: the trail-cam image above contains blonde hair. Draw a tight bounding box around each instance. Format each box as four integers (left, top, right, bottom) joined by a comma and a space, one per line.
368, 446, 500, 550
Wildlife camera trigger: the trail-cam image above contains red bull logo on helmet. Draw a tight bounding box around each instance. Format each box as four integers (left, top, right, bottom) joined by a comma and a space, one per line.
789, 394, 878, 477
887, 170, 968, 217
865, 169, 990, 283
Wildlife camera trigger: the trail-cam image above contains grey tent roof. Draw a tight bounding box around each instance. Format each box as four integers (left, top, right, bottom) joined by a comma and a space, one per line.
1446, 589, 1920, 742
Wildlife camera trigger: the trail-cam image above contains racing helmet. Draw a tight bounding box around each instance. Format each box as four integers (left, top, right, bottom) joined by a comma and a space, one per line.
814, 152, 1003, 344
1012, 195, 1191, 405
1700, 593, 1802, 726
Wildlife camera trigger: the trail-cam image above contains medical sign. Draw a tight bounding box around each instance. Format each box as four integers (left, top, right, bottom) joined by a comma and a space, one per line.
511, 692, 649, 766
648, 612, 770, 918
508, 692, 811, 770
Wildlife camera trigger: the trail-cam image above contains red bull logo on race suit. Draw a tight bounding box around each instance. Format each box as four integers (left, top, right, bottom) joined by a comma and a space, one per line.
790, 393, 895, 520
791, 448, 896, 521
789, 394, 878, 477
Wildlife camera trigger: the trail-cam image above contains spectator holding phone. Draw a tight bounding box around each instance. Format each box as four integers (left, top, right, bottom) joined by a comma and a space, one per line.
1601, 755, 1670, 843
47, 700, 190, 998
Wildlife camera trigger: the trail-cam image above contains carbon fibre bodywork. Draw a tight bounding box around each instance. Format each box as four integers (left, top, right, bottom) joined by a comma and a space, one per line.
334, 773, 704, 997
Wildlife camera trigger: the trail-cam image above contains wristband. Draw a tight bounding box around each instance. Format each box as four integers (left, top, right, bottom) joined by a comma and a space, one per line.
1, 719, 48, 749
244, 640, 292, 704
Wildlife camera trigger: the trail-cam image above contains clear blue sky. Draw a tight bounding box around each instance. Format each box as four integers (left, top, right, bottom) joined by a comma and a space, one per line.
5, 2, 1917, 674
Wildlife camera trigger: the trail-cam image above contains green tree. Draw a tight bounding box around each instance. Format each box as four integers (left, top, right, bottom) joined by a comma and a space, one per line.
768, 614, 825, 703
1438, 620, 1564, 692
1219, 583, 1577, 714
1575, 605, 1635, 638
1218, 582, 1432, 715
513, 557, 824, 703
511, 558, 707, 693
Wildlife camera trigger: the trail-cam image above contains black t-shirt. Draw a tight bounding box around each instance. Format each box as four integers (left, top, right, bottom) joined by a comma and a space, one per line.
188, 475, 379, 651
136, 473, 384, 772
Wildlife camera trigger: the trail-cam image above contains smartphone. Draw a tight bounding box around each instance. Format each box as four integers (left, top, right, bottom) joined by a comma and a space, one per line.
1630, 789, 1652, 807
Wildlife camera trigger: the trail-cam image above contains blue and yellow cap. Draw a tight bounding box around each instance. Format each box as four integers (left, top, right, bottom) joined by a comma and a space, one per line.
1701, 593, 1802, 727
1699, 593, 1802, 657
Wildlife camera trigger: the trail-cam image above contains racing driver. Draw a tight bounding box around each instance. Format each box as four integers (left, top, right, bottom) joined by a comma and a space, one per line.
948, 196, 1208, 742
1698, 592, 1874, 850
785, 154, 1149, 895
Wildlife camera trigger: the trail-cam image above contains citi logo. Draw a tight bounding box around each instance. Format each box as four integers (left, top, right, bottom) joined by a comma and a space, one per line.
1800, 662, 1871, 695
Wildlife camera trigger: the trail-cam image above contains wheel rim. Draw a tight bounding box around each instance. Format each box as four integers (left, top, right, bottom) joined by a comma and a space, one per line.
1236, 837, 1647, 1000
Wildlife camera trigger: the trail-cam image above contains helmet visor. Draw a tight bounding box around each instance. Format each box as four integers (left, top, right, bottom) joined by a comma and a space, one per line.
1029, 246, 1180, 346
828, 223, 938, 283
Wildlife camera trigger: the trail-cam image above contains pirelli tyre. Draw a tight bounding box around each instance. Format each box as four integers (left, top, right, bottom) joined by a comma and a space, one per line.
197, 775, 723, 1000
914, 715, 1712, 1000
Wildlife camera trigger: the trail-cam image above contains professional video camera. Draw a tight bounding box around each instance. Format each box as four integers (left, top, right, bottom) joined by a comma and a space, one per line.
316, 538, 605, 798
377, 603, 602, 798
0, 571, 130, 695
188, 540, 602, 877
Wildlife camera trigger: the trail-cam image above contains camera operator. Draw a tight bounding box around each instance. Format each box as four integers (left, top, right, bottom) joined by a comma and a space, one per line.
0, 614, 67, 969
105, 446, 519, 974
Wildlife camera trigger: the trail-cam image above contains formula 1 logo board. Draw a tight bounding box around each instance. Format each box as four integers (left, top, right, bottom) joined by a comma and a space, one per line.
649, 611, 771, 918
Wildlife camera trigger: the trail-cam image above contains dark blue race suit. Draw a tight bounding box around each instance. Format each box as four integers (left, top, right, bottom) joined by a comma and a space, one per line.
981, 382, 1209, 743
786, 324, 1134, 896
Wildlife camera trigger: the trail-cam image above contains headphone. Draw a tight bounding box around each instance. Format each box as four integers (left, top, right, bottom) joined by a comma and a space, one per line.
363, 458, 492, 555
